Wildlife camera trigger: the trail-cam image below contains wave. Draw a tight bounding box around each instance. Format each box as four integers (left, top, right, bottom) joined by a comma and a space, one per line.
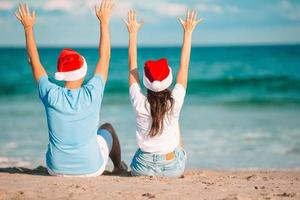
218, 97, 300, 106
0, 157, 31, 168
185, 75, 300, 106
88, 75, 300, 96
1, 75, 300, 106
187, 75, 300, 94
284, 145, 300, 155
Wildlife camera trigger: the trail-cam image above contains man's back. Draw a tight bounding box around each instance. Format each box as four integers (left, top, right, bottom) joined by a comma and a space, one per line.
38, 75, 105, 175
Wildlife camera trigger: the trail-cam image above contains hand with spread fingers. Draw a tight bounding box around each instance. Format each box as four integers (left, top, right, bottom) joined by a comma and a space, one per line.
95, 0, 114, 25
122, 10, 144, 86
176, 9, 202, 88
178, 9, 203, 34
122, 10, 144, 35
94, 0, 114, 82
14, 3, 46, 83
15, 3, 36, 29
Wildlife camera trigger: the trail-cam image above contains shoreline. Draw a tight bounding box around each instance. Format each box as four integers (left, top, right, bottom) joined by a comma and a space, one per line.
0, 166, 299, 200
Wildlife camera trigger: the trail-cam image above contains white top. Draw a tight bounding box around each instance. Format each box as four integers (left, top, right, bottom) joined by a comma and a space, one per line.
129, 83, 186, 154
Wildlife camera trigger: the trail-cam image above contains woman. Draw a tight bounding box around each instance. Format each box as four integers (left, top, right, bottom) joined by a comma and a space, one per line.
122, 10, 202, 177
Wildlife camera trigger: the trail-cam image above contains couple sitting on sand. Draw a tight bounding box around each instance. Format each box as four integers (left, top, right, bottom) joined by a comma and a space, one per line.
15, 1, 202, 178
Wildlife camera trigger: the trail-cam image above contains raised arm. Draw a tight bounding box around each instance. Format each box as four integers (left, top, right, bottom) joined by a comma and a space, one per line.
94, 0, 114, 82
177, 10, 202, 88
122, 10, 144, 86
15, 3, 46, 83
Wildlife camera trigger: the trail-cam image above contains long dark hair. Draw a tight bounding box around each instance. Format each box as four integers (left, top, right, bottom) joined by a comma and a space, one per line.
147, 89, 174, 137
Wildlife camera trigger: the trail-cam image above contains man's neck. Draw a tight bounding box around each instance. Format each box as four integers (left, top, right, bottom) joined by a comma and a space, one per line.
64, 79, 84, 89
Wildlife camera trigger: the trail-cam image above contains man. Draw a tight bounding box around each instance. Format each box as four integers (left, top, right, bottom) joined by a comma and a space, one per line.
15, 0, 126, 176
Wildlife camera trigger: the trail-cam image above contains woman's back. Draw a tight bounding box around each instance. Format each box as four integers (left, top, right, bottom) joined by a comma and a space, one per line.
129, 83, 186, 153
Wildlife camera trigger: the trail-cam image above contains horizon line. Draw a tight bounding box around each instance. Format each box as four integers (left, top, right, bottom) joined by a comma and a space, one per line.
0, 42, 300, 49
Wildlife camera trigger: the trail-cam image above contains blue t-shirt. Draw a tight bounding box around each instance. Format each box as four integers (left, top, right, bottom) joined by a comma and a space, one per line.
38, 75, 105, 175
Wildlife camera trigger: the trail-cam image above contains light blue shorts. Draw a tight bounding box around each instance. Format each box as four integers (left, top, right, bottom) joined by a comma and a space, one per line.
97, 129, 113, 151
130, 147, 187, 178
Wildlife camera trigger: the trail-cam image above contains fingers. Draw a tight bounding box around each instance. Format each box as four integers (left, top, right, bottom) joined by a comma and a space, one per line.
125, 10, 137, 23
127, 10, 131, 22
95, 5, 101, 16
177, 17, 184, 25
124, 10, 143, 30
15, 12, 21, 21
129, 10, 134, 21
186, 9, 189, 21
130, 10, 134, 21
16, 3, 36, 26
18, 4, 23, 18
185, 9, 200, 23
131, 10, 134, 21
192, 10, 197, 21
32, 10, 36, 21
103, 0, 112, 9
128, 10, 137, 22
189, 10, 195, 21
26, 3, 30, 15
139, 19, 144, 27
109, 1, 115, 10
100, 0, 105, 10
101, 0, 114, 10
103, 0, 109, 9
18, 3, 31, 18
133, 10, 136, 21
20, 3, 26, 16
184, 9, 197, 21
196, 18, 203, 25
102, 0, 107, 9
108, 0, 113, 9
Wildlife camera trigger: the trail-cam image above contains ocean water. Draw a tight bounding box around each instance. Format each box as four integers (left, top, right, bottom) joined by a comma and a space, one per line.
0, 45, 300, 169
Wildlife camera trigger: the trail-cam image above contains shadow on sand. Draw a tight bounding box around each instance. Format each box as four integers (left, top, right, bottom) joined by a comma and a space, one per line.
0, 166, 131, 177
0, 166, 49, 176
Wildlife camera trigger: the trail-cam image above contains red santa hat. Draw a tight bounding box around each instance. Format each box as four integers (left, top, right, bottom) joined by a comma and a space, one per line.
143, 58, 173, 92
55, 48, 87, 81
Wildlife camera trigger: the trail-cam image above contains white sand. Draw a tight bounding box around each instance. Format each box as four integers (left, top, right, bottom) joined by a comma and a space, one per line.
0, 167, 299, 200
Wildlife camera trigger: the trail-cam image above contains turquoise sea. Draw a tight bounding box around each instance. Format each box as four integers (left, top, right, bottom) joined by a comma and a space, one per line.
0, 45, 300, 169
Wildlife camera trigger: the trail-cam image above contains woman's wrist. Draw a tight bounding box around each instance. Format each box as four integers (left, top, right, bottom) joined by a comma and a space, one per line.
129, 32, 138, 38
23, 25, 33, 31
184, 31, 193, 38
24, 26, 33, 33
100, 21, 109, 28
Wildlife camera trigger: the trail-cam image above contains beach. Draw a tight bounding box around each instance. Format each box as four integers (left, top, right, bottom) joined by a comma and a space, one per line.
0, 167, 299, 200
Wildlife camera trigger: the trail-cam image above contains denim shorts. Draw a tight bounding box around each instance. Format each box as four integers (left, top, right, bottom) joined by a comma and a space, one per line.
130, 147, 187, 178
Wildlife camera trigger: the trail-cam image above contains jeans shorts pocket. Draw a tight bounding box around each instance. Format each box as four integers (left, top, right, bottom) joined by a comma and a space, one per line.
130, 150, 154, 176
161, 159, 185, 178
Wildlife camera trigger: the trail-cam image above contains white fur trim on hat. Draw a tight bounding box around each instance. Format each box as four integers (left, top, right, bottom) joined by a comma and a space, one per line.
54, 57, 88, 81
143, 67, 173, 92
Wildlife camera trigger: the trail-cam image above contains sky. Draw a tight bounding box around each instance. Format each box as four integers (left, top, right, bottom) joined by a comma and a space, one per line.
0, 0, 300, 47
